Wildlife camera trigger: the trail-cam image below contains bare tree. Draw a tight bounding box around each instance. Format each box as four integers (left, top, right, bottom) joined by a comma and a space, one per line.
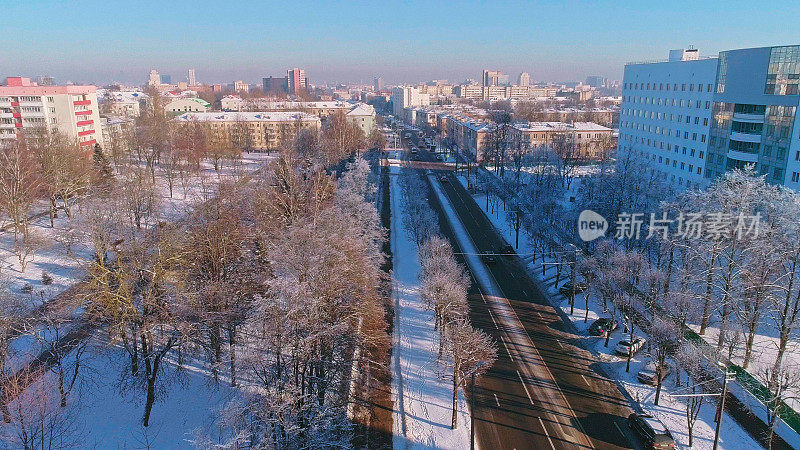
650, 317, 679, 406
441, 319, 496, 429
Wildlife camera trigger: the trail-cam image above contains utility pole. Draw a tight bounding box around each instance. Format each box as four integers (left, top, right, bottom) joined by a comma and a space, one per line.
713, 368, 736, 450
470, 371, 476, 450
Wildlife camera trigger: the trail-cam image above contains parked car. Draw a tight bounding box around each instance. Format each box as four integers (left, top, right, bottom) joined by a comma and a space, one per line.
480, 250, 497, 264
558, 281, 588, 296
588, 318, 618, 336
411, 147, 418, 153
615, 337, 646, 356
637, 361, 672, 385
628, 412, 675, 449
436, 154, 444, 161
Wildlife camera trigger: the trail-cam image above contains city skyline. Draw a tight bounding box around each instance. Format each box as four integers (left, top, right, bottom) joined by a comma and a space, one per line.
5, 0, 800, 85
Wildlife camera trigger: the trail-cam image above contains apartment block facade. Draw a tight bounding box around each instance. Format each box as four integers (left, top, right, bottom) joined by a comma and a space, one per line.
175, 111, 320, 151
620, 45, 800, 189
0, 77, 104, 149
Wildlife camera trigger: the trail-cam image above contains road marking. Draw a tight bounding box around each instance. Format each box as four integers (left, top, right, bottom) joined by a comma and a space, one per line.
493, 393, 500, 407
517, 370, 534, 405
502, 340, 514, 362
614, 422, 624, 438
581, 374, 590, 386
539, 417, 557, 450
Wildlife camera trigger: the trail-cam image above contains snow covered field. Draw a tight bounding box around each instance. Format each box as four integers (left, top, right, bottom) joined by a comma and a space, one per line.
0, 152, 273, 307
389, 166, 472, 450
462, 175, 761, 449
1, 334, 234, 448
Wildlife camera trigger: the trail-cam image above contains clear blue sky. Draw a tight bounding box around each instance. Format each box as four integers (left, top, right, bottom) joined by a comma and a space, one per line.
3, 0, 800, 86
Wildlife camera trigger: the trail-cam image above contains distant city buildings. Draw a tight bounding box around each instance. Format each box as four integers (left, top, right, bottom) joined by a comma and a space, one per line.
374, 76, 385, 92
0, 76, 104, 148
232, 80, 250, 93
175, 111, 320, 150
287, 68, 308, 95
620, 45, 800, 189
482, 70, 506, 87
391, 86, 430, 117
188, 69, 196, 86
518, 72, 530, 87
164, 97, 211, 115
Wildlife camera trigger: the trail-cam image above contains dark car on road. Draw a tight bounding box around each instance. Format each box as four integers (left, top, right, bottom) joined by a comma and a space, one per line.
500, 244, 515, 256
438, 175, 448, 182
558, 281, 588, 296
588, 318, 618, 336
628, 412, 675, 449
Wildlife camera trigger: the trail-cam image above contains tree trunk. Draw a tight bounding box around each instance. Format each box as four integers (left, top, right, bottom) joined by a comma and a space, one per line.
451, 371, 459, 430
229, 325, 237, 387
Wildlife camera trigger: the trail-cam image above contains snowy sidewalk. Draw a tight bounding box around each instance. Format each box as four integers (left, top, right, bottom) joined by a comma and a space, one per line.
389, 167, 472, 450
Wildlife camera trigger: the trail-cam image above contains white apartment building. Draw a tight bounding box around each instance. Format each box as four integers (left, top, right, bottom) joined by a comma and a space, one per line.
391, 86, 430, 117
0, 77, 104, 149
619, 49, 718, 189
621, 45, 800, 190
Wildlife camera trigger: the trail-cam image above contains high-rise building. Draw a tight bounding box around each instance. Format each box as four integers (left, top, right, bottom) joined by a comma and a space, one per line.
391, 86, 430, 117
374, 76, 385, 92
188, 69, 196, 86
263, 76, 288, 94
287, 68, 308, 95
518, 72, 530, 87
0, 77, 104, 149
148, 69, 161, 86
232, 80, 250, 93
37, 76, 54, 86
482, 70, 504, 87
619, 45, 800, 190
585, 76, 606, 88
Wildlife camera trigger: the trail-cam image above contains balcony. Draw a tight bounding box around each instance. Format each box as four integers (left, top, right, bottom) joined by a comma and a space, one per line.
73, 99, 91, 106
727, 150, 759, 163
730, 131, 762, 143
74, 109, 92, 116
732, 112, 765, 123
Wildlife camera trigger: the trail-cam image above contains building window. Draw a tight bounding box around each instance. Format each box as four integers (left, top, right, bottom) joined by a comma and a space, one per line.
792, 172, 799, 183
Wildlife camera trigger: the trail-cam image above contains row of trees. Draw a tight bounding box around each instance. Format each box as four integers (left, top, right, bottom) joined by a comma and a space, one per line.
479, 139, 799, 447
398, 169, 497, 429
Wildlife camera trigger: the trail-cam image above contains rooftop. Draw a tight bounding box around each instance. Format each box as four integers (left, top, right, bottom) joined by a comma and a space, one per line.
175, 111, 320, 123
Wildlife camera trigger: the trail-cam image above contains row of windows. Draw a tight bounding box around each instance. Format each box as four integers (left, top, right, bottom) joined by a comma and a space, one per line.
621, 133, 706, 160
620, 123, 708, 144
622, 109, 709, 126
624, 82, 714, 93
623, 96, 711, 110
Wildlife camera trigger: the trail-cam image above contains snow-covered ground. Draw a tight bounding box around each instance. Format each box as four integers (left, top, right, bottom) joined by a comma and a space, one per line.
389, 165, 472, 450
0, 334, 234, 448
0, 152, 272, 308
462, 175, 761, 449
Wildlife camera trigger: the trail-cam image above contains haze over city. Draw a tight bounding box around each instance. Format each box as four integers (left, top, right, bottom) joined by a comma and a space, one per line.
5, 0, 800, 85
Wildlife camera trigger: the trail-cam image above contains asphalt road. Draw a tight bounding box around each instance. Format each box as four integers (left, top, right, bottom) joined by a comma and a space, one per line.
392, 130, 641, 449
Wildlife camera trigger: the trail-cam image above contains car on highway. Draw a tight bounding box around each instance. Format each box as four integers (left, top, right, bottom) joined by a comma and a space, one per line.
411, 147, 418, 153
480, 250, 497, 264
637, 361, 672, 385
615, 337, 646, 356
500, 244, 515, 255
628, 412, 675, 449
558, 281, 588, 296
438, 175, 448, 182
435, 154, 444, 161
588, 318, 618, 336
